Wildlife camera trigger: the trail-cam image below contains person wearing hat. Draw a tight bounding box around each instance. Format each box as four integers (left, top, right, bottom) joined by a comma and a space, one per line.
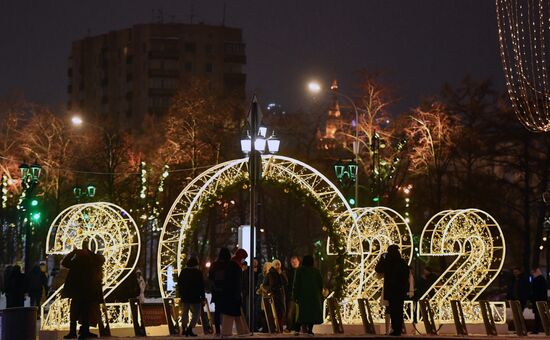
221, 248, 248, 336
177, 257, 205, 337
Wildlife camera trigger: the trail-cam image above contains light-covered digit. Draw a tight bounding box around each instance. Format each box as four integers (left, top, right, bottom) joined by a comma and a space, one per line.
328, 207, 413, 323
41, 202, 140, 330
419, 209, 506, 323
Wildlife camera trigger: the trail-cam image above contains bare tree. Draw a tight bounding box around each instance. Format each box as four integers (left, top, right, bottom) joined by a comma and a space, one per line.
406, 102, 460, 212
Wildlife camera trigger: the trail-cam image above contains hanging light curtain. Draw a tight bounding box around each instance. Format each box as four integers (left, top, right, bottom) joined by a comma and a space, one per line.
497, 0, 550, 132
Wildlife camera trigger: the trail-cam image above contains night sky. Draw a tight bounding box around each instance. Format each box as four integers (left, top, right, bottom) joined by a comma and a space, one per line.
0, 0, 503, 114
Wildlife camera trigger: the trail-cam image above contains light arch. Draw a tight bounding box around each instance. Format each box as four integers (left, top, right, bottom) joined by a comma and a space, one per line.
158, 154, 356, 298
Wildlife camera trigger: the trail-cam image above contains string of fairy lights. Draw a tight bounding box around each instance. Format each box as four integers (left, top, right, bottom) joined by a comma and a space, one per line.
1, 175, 8, 209
496, 0, 550, 131
135, 162, 169, 233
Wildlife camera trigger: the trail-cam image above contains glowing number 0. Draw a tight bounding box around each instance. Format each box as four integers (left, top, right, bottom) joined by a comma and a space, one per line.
41, 203, 141, 330
419, 209, 506, 323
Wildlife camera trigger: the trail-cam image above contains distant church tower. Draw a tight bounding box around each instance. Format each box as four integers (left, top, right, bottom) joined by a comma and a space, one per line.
319, 80, 345, 150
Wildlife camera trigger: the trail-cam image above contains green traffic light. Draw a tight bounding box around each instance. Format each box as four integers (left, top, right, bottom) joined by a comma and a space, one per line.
349, 197, 356, 206
31, 199, 38, 206
31, 212, 41, 221
372, 196, 380, 202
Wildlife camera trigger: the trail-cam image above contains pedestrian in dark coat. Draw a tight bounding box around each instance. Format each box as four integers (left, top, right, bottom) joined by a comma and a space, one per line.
530, 267, 548, 334
375, 244, 409, 336
27, 264, 48, 307
285, 256, 300, 332
221, 249, 248, 336
507, 267, 530, 310
5, 265, 26, 308
208, 247, 231, 335
264, 259, 288, 332
178, 257, 205, 337
292, 255, 323, 335
61, 243, 105, 339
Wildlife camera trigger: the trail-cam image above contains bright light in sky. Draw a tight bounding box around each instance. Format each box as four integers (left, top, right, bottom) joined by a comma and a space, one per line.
71, 116, 83, 126
308, 81, 321, 93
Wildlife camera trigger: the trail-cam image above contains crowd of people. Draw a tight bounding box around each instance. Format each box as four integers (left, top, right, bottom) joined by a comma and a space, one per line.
507, 266, 549, 334
0, 262, 48, 309
178, 248, 325, 337
3, 242, 550, 338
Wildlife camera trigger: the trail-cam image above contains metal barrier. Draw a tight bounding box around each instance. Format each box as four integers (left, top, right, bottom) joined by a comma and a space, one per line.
536, 301, 550, 336
419, 299, 437, 335
327, 297, 344, 334
450, 300, 468, 335
508, 300, 527, 336
357, 298, 376, 334
479, 300, 497, 336
162, 298, 180, 336
129, 298, 147, 336
98, 303, 111, 337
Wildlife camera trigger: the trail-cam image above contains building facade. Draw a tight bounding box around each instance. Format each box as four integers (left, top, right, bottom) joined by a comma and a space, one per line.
67, 23, 246, 130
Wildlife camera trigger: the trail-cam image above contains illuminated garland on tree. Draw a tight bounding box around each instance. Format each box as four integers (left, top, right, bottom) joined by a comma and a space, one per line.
1, 175, 8, 209
139, 161, 147, 200
497, 0, 550, 131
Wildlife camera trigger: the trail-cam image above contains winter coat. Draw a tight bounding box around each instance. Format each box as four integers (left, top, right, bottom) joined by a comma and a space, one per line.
62, 249, 105, 302
375, 256, 409, 301
27, 265, 48, 295
286, 267, 297, 301
5, 268, 26, 308
264, 268, 288, 318
292, 266, 323, 325
220, 260, 244, 316
208, 259, 228, 304
178, 267, 205, 304
531, 275, 548, 307
507, 274, 530, 307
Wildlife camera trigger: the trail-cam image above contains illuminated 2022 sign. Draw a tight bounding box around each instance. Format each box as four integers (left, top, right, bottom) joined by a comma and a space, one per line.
42, 156, 505, 329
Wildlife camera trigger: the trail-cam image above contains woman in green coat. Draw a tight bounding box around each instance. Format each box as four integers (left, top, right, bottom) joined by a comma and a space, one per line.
292, 255, 323, 335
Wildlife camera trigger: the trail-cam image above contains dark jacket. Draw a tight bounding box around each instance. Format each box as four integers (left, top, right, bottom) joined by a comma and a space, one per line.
531, 275, 548, 306
27, 265, 48, 294
507, 273, 530, 307
375, 255, 409, 300
292, 266, 323, 324
286, 267, 297, 301
5, 266, 26, 308
220, 260, 244, 316
178, 267, 205, 304
208, 259, 229, 304
264, 267, 288, 317
62, 248, 105, 302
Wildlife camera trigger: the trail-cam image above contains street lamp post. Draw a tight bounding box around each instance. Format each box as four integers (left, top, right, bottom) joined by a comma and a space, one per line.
308, 81, 360, 206
73, 184, 96, 202
19, 161, 42, 272
240, 96, 280, 333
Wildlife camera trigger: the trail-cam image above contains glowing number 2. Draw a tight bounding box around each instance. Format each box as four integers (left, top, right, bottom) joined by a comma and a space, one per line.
419, 209, 506, 323
41, 203, 141, 330
328, 207, 413, 323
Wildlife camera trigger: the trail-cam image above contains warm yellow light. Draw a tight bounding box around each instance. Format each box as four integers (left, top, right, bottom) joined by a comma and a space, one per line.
308, 81, 322, 93
419, 209, 506, 324
41, 202, 140, 330
71, 115, 83, 126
